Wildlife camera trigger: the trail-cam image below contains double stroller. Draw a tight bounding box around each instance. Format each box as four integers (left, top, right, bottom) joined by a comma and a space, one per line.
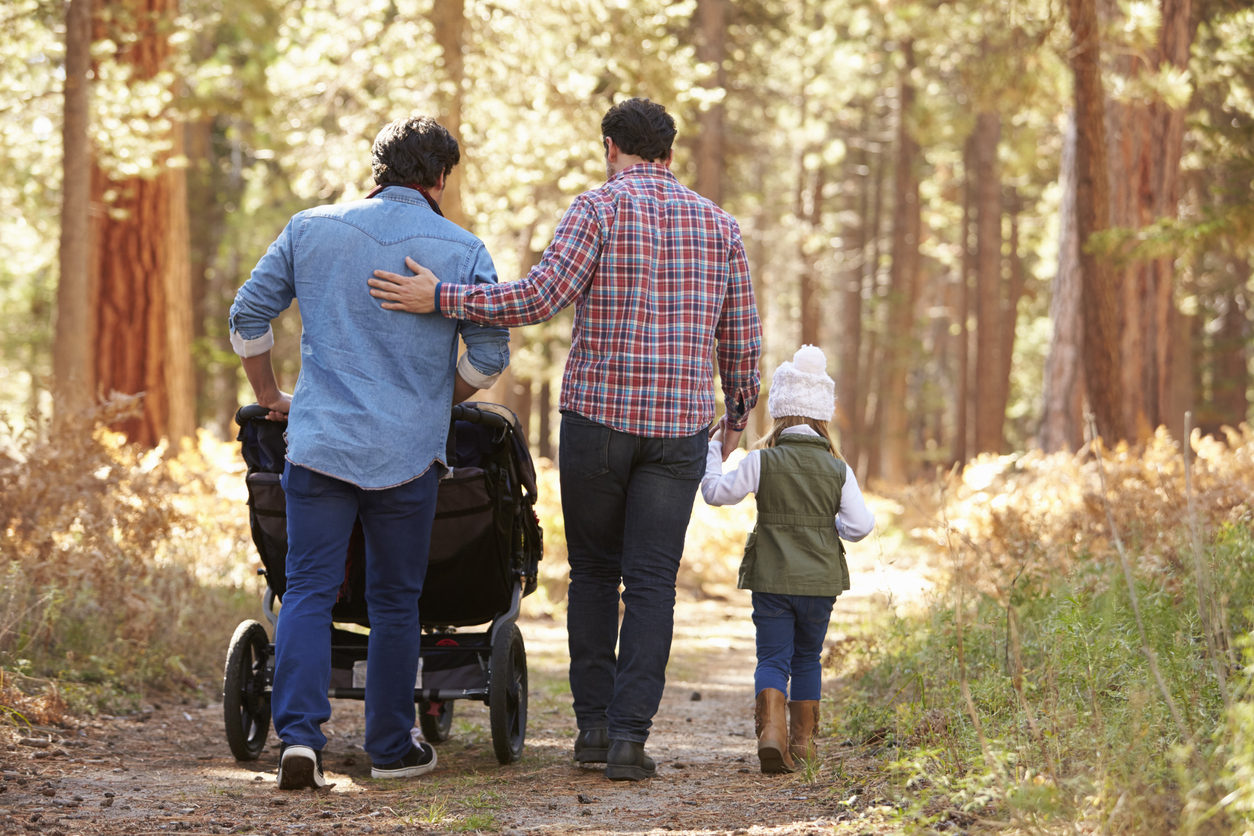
222, 401, 543, 765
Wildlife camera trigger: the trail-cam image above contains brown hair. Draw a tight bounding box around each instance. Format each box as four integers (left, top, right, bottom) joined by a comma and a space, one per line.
753, 415, 845, 461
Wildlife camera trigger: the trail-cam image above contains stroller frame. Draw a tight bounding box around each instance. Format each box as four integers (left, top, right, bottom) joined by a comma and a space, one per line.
222, 401, 543, 766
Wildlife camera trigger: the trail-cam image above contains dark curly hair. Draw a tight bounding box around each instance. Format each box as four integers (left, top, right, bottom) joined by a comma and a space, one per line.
371, 116, 460, 187
600, 98, 676, 162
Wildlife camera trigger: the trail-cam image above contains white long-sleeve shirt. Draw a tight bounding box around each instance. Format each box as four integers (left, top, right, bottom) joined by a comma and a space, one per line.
701, 425, 876, 541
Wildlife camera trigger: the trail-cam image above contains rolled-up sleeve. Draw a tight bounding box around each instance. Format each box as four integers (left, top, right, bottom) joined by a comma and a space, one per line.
455, 245, 511, 387
715, 225, 762, 430
229, 221, 297, 357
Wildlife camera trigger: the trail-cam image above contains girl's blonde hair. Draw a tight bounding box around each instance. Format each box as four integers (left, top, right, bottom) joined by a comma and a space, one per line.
754, 415, 845, 461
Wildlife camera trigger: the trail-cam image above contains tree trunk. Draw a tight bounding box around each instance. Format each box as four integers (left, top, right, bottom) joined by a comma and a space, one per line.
537, 377, 553, 460
835, 115, 867, 461
54, 0, 94, 423
859, 101, 889, 480
877, 41, 921, 484
996, 188, 1026, 437
1069, 0, 1124, 443
90, 0, 194, 448
1148, 0, 1195, 440
1106, 0, 1195, 441
694, 0, 726, 204
1208, 273, 1249, 432
954, 134, 975, 466
798, 166, 824, 347
431, 0, 467, 228
1039, 116, 1087, 451
972, 109, 1003, 454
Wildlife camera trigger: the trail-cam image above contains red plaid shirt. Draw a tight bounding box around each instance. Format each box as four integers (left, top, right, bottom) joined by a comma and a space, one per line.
437, 163, 761, 437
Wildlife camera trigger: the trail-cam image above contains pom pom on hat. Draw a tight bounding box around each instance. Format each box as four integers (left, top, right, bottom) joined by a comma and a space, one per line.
767, 344, 835, 421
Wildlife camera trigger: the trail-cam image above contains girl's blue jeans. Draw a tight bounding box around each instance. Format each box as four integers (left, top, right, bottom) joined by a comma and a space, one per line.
272, 462, 438, 765
751, 591, 837, 701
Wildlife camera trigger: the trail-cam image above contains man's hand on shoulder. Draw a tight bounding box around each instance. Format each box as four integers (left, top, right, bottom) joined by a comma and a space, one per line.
369, 256, 439, 314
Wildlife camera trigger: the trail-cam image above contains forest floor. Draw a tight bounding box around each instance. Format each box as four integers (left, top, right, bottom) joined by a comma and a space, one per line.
0, 548, 939, 836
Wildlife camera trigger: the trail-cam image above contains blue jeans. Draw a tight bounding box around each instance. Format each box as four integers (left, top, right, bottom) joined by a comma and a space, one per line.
751, 591, 836, 701
559, 412, 706, 743
273, 462, 438, 764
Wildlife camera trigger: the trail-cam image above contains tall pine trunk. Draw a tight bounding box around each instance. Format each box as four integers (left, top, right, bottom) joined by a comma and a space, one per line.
972, 110, 1003, 454
90, 0, 194, 448
1069, 0, 1125, 442
432, 0, 467, 228
1040, 117, 1086, 451
54, 0, 94, 423
877, 41, 921, 483
695, 0, 726, 205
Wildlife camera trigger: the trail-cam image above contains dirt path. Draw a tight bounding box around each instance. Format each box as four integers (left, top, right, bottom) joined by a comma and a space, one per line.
0, 553, 931, 836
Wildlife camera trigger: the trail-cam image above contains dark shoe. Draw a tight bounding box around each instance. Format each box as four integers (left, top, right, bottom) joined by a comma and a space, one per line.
574, 727, 609, 763
604, 739, 656, 782
371, 741, 437, 779
277, 744, 329, 790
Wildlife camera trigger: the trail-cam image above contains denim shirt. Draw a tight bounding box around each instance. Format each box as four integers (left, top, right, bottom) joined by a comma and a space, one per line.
228, 187, 510, 489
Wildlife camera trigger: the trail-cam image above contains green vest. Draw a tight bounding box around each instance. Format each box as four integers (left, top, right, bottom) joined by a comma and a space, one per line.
737, 434, 850, 596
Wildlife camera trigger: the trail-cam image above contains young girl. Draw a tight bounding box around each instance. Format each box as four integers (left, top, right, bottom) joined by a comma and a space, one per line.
702, 345, 875, 774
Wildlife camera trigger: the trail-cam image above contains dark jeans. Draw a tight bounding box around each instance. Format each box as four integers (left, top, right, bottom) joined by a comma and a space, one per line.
273, 463, 438, 764
559, 412, 707, 743
750, 591, 837, 701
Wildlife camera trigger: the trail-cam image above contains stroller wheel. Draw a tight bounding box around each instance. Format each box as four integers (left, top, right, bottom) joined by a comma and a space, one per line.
418, 699, 454, 743
488, 621, 527, 764
223, 620, 272, 761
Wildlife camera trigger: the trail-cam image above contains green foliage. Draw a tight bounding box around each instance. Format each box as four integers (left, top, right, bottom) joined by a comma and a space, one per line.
839, 433, 1254, 831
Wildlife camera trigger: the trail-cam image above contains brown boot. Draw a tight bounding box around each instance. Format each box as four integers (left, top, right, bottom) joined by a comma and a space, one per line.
754, 689, 794, 774
788, 700, 820, 765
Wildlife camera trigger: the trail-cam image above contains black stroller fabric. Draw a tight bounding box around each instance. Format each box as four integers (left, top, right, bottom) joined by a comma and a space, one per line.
234, 402, 542, 628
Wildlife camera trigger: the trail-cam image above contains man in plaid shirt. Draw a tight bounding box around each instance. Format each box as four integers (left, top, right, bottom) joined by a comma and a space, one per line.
369, 98, 762, 781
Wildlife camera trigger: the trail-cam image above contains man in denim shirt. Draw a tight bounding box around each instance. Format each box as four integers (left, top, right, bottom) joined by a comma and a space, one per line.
228, 115, 509, 790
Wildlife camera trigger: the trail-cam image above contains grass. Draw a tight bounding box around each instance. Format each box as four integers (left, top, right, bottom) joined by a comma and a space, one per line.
830, 428, 1254, 833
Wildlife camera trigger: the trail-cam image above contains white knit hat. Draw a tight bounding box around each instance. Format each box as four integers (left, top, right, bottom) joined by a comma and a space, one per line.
767, 345, 835, 421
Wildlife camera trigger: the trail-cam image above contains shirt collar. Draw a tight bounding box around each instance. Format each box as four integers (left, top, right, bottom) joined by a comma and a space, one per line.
608, 161, 675, 184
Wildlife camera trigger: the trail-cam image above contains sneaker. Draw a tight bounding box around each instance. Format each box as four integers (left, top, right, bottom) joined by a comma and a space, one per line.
277, 744, 329, 790
574, 727, 609, 763
604, 739, 656, 782
371, 741, 437, 779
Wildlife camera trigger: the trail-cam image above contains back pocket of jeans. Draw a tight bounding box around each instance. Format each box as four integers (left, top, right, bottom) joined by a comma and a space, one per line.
560, 413, 611, 479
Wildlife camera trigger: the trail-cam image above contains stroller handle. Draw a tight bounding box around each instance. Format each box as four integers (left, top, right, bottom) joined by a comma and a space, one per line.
236, 403, 285, 427
451, 402, 513, 433
235, 401, 515, 432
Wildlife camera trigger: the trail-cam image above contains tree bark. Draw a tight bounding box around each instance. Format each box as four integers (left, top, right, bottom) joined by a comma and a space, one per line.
877, 41, 921, 484
972, 110, 1003, 454
54, 0, 94, 423
1208, 272, 1249, 432
695, 0, 727, 204
1039, 116, 1087, 451
954, 133, 975, 465
431, 0, 467, 228
798, 167, 824, 347
1068, 0, 1124, 442
835, 114, 867, 461
996, 188, 1027, 438
90, 0, 194, 448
